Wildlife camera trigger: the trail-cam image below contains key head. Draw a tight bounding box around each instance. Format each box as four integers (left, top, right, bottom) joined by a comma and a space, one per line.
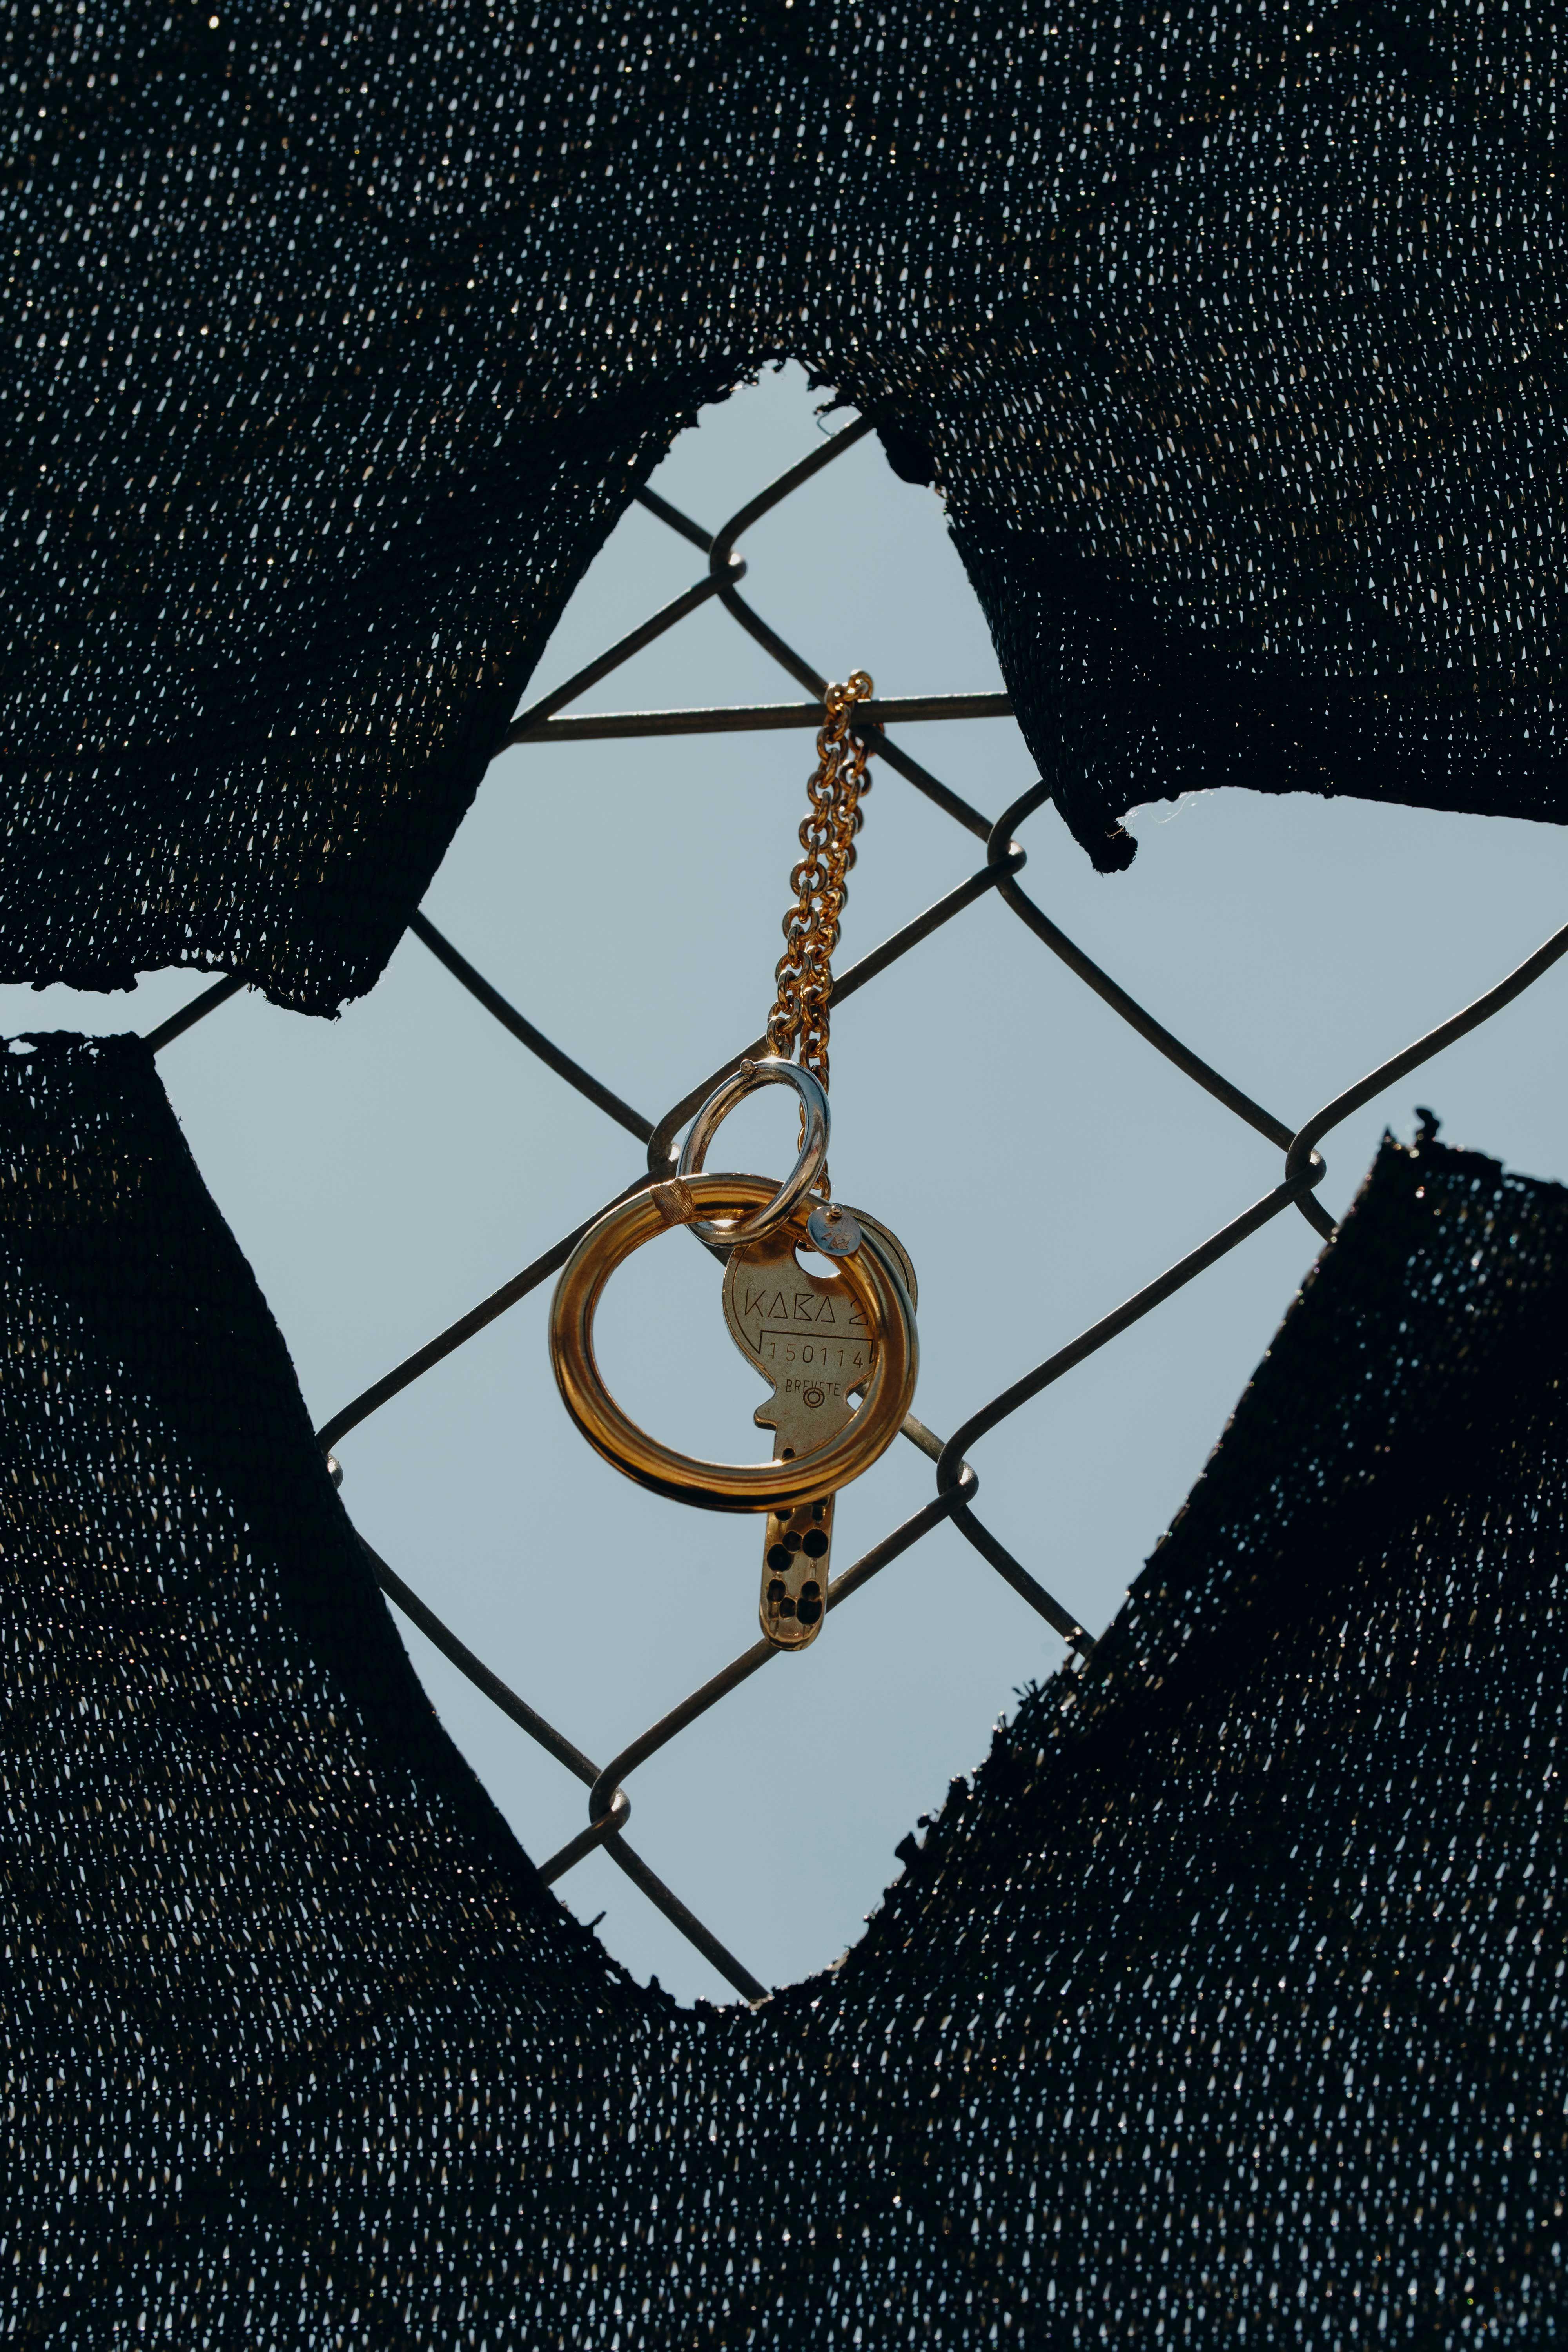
723, 1225, 869, 1447
722, 1207, 918, 1442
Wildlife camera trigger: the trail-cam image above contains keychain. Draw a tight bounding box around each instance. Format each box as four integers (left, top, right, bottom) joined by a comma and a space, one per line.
549, 675, 919, 1651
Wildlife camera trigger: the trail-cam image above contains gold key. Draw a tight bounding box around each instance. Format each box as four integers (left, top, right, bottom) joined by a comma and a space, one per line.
550, 672, 924, 1653
723, 1208, 917, 1650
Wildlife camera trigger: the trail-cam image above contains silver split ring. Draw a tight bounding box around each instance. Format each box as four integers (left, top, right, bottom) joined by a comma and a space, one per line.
677, 1058, 829, 1247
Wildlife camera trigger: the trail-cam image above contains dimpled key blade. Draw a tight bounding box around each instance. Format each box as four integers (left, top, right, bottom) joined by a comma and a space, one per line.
722, 1210, 916, 1651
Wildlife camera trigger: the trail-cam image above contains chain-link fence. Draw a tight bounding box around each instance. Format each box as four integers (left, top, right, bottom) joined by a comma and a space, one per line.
139, 414, 1568, 2004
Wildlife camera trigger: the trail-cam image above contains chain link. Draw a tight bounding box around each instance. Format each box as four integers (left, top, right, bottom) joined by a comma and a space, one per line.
764, 672, 875, 1192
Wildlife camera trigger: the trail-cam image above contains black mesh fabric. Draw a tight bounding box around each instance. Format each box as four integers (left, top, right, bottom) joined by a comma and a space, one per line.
5, 5, 1565, 1010
4, 1028, 1564, 2342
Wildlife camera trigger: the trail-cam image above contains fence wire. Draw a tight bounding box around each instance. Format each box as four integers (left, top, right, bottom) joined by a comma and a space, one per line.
145, 416, 1568, 2004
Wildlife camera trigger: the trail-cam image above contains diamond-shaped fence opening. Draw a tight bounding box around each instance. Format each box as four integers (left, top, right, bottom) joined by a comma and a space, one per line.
67, 386, 1568, 2005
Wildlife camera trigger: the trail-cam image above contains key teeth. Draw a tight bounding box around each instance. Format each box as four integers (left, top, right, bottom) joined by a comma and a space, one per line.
759, 1495, 833, 1651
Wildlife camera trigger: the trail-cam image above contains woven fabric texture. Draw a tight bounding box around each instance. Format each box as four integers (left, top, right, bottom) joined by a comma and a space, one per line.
5, 4, 1565, 1009
3, 1028, 1563, 2343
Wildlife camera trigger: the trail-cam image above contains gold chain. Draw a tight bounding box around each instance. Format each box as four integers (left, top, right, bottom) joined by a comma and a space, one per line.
764, 671, 875, 1198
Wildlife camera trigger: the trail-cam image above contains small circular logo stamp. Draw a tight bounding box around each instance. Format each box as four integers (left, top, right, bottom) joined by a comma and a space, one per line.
802, 1383, 826, 1410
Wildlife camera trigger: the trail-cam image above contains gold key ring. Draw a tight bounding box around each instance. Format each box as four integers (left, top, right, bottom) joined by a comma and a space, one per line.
550, 1172, 918, 1511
